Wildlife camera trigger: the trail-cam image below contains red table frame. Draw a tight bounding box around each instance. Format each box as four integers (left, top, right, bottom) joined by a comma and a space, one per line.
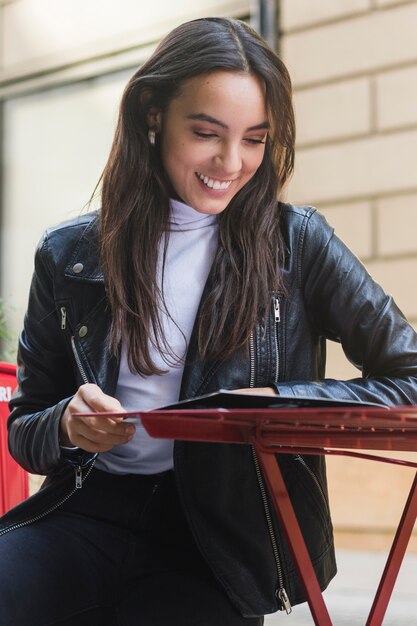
140, 405, 417, 626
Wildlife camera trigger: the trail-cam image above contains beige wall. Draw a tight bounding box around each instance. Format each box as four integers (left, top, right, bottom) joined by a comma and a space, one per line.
281, 0, 417, 549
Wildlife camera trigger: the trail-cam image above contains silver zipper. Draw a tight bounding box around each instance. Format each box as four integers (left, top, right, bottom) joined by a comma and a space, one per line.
60, 306, 67, 330
61, 307, 89, 386
251, 448, 292, 613
0, 459, 96, 537
273, 297, 280, 384
65, 309, 94, 490
69, 336, 93, 488
62, 308, 95, 485
294, 455, 329, 513
75, 465, 83, 489
249, 327, 291, 614
70, 335, 89, 385
249, 331, 256, 388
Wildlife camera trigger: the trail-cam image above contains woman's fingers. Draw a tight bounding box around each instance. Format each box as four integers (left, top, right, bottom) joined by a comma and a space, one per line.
60, 384, 135, 452
64, 414, 135, 452
75, 383, 125, 413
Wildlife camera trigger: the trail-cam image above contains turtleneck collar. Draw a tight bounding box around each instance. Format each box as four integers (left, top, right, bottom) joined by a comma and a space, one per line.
169, 199, 218, 231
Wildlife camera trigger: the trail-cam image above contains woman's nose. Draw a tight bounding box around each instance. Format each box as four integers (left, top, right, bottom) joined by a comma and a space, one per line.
214, 143, 242, 174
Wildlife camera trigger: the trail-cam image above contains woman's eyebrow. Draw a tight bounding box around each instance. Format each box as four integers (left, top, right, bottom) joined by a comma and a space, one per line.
186, 113, 269, 131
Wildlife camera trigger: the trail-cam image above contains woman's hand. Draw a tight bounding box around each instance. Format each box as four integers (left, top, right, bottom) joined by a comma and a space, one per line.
59, 384, 135, 453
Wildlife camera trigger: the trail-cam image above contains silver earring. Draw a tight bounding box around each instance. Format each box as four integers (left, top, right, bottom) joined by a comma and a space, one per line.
148, 129, 156, 145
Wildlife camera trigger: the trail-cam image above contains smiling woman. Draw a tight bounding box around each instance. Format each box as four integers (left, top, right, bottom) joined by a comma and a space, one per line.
2, 15, 417, 626
99, 18, 295, 375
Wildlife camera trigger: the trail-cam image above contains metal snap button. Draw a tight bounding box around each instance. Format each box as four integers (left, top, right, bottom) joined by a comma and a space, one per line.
78, 326, 88, 338
73, 263, 84, 274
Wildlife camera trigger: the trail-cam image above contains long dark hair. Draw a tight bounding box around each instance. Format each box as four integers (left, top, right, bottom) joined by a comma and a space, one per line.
100, 17, 295, 375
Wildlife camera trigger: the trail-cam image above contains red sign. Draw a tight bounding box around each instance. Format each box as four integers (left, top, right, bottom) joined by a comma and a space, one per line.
0, 362, 28, 515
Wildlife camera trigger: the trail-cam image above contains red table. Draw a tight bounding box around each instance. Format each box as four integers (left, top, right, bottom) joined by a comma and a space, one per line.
139, 404, 417, 626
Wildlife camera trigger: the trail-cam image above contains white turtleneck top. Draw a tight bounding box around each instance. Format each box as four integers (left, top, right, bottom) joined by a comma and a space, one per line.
95, 199, 219, 475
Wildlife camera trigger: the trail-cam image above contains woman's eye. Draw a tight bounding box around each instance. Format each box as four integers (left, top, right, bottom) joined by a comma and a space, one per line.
194, 131, 217, 139
245, 137, 266, 145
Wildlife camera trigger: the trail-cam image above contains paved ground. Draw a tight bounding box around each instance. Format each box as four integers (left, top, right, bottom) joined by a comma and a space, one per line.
264, 549, 417, 625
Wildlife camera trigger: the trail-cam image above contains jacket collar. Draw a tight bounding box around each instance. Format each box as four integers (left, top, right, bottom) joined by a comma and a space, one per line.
64, 215, 105, 283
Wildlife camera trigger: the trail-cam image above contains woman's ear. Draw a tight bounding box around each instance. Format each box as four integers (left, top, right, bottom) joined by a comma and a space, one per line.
147, 107, 162, 132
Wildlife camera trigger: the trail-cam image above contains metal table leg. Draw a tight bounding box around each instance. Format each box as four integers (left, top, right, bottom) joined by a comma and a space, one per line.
366, 472, 417, 626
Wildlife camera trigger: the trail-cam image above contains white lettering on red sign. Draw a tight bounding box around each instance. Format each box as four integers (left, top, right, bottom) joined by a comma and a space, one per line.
0, 386, 12, 402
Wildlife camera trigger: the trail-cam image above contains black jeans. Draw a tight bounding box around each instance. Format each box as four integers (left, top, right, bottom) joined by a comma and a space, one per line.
0, 468, 264, 626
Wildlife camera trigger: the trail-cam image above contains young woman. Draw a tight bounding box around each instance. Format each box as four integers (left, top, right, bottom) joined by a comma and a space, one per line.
1, 17, 417, 626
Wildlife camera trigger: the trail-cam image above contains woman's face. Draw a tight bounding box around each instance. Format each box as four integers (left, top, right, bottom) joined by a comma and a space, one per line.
153, 71, 268, 215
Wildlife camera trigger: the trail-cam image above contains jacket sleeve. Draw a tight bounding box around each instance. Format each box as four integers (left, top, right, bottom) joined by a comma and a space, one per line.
7, 233, 84, 475
277, 209, 417, 406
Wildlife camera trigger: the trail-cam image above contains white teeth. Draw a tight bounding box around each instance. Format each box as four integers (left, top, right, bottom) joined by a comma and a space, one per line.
197, 172, 232, 190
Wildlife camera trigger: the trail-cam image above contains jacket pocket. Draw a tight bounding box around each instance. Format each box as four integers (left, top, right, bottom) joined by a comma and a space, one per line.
294, 455, 330, 516
291, 454, 333, 543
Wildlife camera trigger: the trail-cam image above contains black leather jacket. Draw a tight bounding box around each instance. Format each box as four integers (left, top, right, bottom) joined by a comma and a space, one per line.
3, 204, 417, 617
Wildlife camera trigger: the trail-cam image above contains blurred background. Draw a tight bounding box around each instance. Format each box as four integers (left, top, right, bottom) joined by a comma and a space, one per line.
1, 1, 417, 618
